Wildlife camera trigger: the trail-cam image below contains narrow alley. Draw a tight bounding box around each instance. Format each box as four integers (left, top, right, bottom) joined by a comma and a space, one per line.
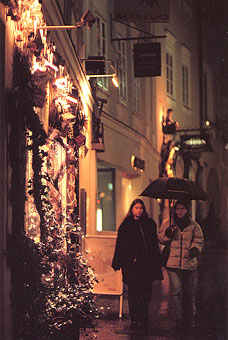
81, 246, 227, 340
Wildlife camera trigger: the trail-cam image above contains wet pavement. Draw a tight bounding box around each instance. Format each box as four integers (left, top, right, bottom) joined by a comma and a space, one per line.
81, 246, 227, 340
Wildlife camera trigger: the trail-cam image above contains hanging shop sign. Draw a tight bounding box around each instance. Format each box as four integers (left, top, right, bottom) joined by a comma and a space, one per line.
131, 155, 145, 172
85, 56, 105, 75
114, 0, 170, 23
180, 133, 213, 153
134, 43, 161, 78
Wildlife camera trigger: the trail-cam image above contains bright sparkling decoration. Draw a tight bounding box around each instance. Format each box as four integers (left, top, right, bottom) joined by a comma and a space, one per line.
4, 0, 104, 339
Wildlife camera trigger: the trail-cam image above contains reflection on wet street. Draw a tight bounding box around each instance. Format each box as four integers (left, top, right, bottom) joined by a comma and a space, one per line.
81, 246, 227, 340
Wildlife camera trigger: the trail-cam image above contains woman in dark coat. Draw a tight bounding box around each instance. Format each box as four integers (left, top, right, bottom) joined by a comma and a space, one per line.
112, 198, 163, 331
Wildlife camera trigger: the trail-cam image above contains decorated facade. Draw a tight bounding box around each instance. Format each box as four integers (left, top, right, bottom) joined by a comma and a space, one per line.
1, 1, 103, 339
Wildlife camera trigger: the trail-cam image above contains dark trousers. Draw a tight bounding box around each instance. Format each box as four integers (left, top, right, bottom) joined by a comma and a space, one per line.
127, 279, 152, 324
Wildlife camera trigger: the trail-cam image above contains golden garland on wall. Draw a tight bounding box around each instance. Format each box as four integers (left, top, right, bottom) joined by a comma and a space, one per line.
5, 1, 104, 339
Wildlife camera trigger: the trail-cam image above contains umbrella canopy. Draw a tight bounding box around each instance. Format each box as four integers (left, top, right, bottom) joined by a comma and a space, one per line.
140, 176, 208, 201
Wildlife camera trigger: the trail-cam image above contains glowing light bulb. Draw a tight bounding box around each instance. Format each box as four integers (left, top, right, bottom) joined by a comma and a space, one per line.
112, 74, 119, 88
55, 77, 67, 90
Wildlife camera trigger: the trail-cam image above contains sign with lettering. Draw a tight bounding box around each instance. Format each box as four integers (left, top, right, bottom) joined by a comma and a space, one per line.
84, 235, 123, 295
114, 0, 170, 23
180, 133, 213, 153
85, 56, 105, 75
134, 43, 161, 77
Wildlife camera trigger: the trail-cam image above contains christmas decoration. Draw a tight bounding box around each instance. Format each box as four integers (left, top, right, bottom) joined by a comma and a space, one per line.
5, 1, 104, 339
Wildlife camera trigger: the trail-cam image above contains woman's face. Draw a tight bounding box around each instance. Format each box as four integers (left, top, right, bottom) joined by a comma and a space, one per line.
175, 204, 188, 218
132, 203, 144, 219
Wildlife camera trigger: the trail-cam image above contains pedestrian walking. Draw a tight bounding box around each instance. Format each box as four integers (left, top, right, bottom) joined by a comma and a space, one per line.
158, 199, 204, 333
112, 198, 163, 333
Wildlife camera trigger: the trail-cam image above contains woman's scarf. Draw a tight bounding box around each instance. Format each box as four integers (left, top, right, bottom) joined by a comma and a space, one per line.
173, 213, 190, 231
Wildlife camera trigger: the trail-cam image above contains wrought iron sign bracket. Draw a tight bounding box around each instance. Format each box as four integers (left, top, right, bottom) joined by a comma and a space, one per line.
110, 16, 166, 42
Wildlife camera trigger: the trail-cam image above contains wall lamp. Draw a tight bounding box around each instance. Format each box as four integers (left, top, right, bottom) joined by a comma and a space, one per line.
81, 58, 119, 88
205, 120, 213, 128
205, 119, 228, 130
37, 10, 95, 30
86, 73, 119, 88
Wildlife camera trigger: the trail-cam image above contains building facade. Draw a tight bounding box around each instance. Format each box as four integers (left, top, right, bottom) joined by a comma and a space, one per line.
81, 0, 227, 239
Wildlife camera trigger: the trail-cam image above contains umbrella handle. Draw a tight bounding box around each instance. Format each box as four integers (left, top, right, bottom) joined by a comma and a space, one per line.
169, 199, 173, 227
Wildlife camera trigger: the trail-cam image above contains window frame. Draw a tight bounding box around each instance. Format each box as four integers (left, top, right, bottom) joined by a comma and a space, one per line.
166, 52, 174, 97
96, 166, 116, 232
182, 63, 189, 106
117, 39, 127, 101
181, 45, 191, 108
165, 32, 176, 99
95, 14, 108, 90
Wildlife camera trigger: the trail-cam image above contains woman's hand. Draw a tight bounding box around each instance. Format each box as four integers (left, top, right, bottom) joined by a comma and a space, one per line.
165, 227, 177, 238
189, 247, 199, 259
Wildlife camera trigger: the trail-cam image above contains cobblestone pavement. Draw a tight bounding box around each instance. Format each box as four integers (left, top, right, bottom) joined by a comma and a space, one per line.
81, 247, 227, 340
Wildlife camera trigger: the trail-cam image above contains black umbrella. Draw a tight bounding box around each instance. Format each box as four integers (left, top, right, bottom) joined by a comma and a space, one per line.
140, 176, 208, 225
140, 176, 208, 201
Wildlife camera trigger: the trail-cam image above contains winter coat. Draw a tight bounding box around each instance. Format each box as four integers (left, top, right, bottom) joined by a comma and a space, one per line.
158, 218, 204, 270
112, 217, 163, 285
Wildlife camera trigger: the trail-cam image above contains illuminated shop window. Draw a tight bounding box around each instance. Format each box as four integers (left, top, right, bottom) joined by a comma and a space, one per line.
96, 166, 115, 231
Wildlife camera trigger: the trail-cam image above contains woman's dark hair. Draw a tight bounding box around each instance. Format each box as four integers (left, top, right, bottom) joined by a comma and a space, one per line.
126, 198, 148, 219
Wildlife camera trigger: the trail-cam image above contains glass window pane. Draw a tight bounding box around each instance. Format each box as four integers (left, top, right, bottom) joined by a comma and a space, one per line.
97, 167, 115, 231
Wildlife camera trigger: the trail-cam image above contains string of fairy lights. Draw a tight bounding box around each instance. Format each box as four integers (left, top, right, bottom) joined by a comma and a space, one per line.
3, 0, 104, 338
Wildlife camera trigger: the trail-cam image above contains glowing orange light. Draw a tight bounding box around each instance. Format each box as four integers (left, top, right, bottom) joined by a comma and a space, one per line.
112, 74, 119, 88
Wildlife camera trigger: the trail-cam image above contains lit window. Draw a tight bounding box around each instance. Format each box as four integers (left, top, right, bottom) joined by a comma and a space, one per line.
96, 166, 115, 231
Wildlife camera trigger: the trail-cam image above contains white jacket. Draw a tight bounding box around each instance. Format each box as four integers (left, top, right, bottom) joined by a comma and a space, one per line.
158, 218, 204, 270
